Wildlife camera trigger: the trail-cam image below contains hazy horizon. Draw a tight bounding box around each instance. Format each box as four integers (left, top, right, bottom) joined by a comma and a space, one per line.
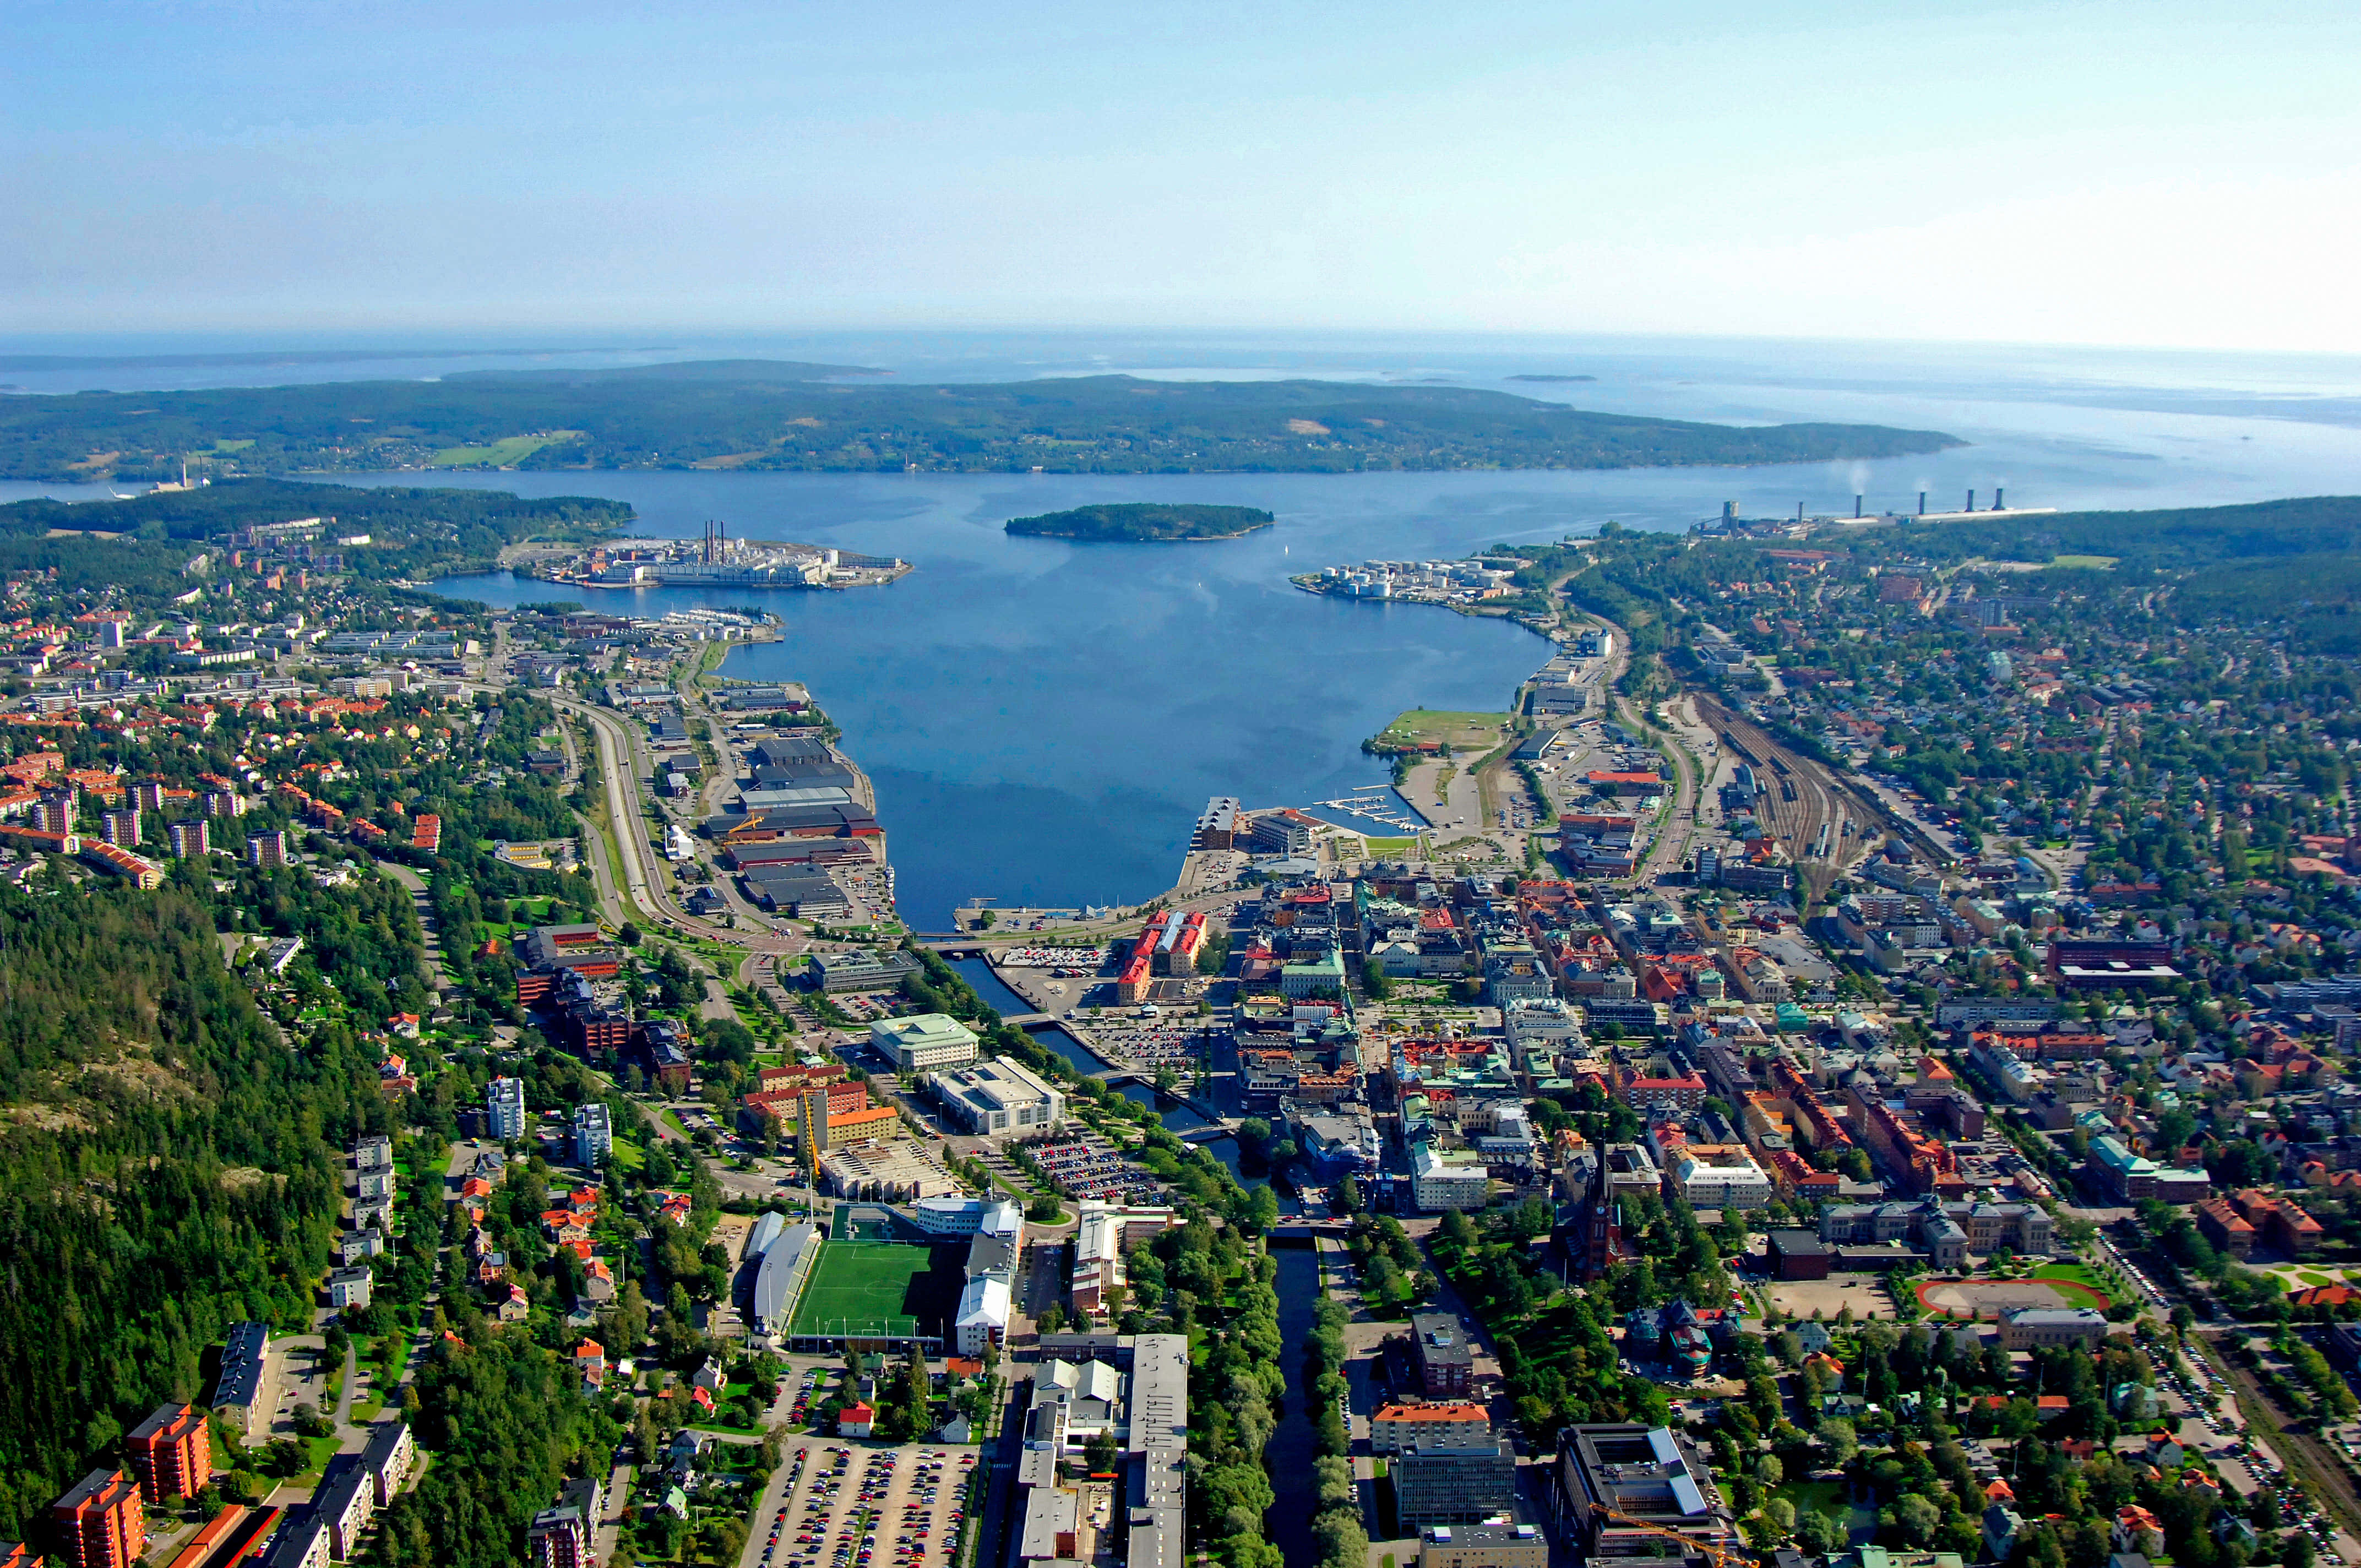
10, 1, 2361, 352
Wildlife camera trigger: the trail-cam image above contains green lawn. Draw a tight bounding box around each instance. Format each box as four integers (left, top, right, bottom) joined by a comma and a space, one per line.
430, 430, 584, 467
1370, 709, 1514, 750
790, 1240, 952, 1340
2030, 1262, 2114, 1308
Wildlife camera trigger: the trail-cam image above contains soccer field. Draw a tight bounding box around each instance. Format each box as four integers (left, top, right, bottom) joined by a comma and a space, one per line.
790, 1240, 949, 1340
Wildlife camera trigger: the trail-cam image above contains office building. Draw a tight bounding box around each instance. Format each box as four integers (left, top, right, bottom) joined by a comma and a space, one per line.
930, 1056, 1064, 1139
871, 1014, 980, 1072
51, 1470, 144, 1568
125, 1403, 211, 1505
1070, 1201, 1182, 1316
487, 1077, 526, 1141
1554, 1424, 1724, 1563
1393, 1443, 1516, 1526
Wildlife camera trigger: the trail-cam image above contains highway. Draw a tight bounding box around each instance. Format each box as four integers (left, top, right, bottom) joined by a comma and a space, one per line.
551, 693, 801, 959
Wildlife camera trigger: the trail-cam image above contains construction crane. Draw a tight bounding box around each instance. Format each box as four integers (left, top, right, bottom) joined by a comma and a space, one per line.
1590, 1505, 1753, 1568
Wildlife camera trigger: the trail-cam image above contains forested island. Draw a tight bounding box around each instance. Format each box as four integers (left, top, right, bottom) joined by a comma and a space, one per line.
0, 362, 1960, 482
1004, 502, 1276, 541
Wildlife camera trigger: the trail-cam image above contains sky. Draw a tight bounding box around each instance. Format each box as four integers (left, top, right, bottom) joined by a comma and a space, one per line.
8, 0, 2361, 351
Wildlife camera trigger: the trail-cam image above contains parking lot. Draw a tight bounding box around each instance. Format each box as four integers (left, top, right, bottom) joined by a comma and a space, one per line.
741, 1437, 973, 1568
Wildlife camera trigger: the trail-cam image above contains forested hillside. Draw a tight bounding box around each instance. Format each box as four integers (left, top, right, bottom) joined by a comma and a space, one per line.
0, 478, 632, 582
0, 367, 1960, 481
1891, 494, 2361, 654
0, 884, 385, 1540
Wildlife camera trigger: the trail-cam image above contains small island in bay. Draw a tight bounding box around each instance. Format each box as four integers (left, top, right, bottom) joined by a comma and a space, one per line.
1507, 373, 1597, 383
1003, 502, 1276, 541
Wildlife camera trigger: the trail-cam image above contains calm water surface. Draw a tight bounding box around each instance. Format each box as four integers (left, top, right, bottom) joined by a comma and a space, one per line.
12, 335, 2361, 924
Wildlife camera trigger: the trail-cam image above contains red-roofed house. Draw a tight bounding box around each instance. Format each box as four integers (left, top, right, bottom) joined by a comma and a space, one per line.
839, 1402, 874, 1438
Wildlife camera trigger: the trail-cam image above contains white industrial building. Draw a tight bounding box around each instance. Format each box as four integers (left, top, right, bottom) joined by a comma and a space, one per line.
912, 1195, 1025, 1236
930, 1056, 1065, 1140
871, 1014, 981, 1072
749, 1221, 821, 1340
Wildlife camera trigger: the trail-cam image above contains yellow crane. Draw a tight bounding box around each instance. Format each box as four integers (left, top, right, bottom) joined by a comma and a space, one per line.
1590, 1505, 1753, 1568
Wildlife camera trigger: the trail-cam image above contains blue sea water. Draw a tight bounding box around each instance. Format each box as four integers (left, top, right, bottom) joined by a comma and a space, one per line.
7, 331, 2361, 925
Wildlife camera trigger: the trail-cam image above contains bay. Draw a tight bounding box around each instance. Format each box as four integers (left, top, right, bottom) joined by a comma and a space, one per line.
10, 332, 2361, 927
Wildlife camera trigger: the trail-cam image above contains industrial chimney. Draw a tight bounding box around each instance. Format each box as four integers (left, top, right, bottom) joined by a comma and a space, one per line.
1723, 500, 1737, 524
1992, 487, 2004, 511
1797, 502, 1805, 522
1918, 491, 1927, 516
1854, 495, 1863, 519
1967, 489, 1976, 512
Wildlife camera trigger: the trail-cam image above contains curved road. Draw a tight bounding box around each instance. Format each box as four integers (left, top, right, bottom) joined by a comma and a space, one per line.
552, 694, 799, 959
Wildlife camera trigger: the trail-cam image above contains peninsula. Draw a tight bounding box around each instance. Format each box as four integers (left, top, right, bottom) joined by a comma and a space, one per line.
1004, 502, 1275, 541
0, 362, 1961, 483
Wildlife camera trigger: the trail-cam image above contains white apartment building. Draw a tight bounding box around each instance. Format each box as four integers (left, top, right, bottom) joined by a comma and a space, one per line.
573, 1102, 612, 1167
487, 1076, 526, 1141
1668, 1145, 1775, 1211
1410, 1142, 1493, 1212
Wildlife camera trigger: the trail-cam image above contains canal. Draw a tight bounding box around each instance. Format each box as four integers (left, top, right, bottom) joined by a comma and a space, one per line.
1266, 1242, 1324, 1566
948, 957, 1036, 1020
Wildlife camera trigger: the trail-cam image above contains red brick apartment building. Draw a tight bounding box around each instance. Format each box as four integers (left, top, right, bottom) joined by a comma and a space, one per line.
51, 1469, 143, 1568
125, 1402, 212, 1505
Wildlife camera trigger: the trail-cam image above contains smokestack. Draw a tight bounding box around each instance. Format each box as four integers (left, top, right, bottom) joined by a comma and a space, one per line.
1967, 489, 1976, 513
1918, 491, 1927, 516
1993, 487, 2004, 511
1797, 502, 1805, 522
1722, 500, 1736, 524
1854, 494, 1863, 519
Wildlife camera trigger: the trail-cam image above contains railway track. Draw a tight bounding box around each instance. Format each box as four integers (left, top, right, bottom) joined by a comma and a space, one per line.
1695, 694, 1882, 891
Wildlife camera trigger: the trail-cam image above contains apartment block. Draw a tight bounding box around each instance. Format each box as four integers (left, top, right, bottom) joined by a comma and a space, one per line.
1372, 1402, 1492, 1456
125, 1402, 211, 1505
52, 1470, 144, 1568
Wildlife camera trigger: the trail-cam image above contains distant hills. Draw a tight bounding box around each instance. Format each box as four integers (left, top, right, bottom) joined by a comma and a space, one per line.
0, 360, 1962, 482
1004, 503, 1276, 541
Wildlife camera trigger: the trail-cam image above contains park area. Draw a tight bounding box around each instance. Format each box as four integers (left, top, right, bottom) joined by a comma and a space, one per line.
789, 1240, 966, 1341
1916, 1271, 2110, 1319
1367, 709, 1512, 755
